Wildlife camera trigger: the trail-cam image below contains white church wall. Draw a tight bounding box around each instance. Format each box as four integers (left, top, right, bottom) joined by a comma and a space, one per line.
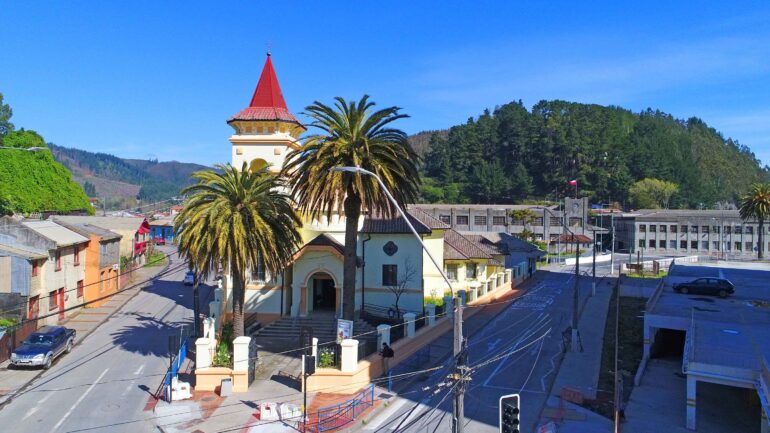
244, 286, 282, 315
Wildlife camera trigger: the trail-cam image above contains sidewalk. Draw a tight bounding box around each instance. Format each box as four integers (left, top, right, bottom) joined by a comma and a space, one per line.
0, 251, 173, 407
537, 277, 615, 433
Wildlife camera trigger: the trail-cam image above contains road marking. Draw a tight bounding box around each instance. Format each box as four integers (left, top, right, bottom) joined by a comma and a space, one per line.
363, 397, 410, 430
134, 364, 146, 376
21, 384, 57, 421
50, 367, 109, 432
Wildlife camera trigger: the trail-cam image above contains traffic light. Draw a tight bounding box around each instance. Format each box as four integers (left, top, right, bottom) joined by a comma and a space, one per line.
499, 393, 520, 433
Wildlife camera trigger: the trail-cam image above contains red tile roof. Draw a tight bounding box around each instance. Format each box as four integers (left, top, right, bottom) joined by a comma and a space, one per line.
556, 233, 593, 243
228, 54, 302, 126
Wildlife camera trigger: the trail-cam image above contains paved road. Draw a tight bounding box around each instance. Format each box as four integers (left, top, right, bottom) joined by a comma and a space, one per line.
360, 268, 612, 433
0, 251, 212, 433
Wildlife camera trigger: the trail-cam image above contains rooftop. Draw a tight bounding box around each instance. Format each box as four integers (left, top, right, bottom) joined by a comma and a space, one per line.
228, 54, 303, 126
21, 220, 88, 247
0, 242, 48, 260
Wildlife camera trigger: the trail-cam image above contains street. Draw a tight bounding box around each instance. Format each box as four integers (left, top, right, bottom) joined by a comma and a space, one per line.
0, 250, 210, 433
360, 266, 613, 433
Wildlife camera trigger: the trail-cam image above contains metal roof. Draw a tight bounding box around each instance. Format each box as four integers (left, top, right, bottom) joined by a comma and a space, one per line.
0, 242, 48, 260
20, 220, 88, 247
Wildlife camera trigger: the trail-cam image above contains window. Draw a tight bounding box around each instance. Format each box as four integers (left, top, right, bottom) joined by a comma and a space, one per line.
250, 252, 266, 283
492, 216, 507, 226
456, 215, 469, 225
701, 241, 708, 250
680, 225, 688, 233
690, 241, 698, 249
446, 264, 458, 281
77, 280, 84, 298
649, 239, 655, 248
670, 225, 678, 233
549, 217, 563, 227
701, 226, 709, 234
639, 224, 646, 233
690, 226, 698, 234
649, 225, 656, 233
638, 240, 645, 248
712, 226, 720, 233
660, 225, 667, 233
382, 264, 398, 286
569, 217, 583, 227
669, 240, 677, 249
439, 215, 451, 225
727, 242, 732, 251
746, 226, 754, 235
735, 226, 743, 234
474, 216, 487, 226
31, 260, 39, 277
466, 263, 478, 279
28, 295, 39, 319
533, 217, 544, 226
49, 290, 59, 310
55, 251, 62, 271
712, 241, 719, 250
746, 242, 753, 252
659, 240, 666, 248
735, 241, 742, 251
73, 245, 80, 266
680, 240, 687, 249
725, 226, 732, 234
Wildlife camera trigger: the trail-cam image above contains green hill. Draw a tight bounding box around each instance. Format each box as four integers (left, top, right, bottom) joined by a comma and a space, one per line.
0, 129, 92, 215
420, 100, 770, 208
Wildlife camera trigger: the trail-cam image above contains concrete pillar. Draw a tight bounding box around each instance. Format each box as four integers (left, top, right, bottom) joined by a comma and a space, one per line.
457, 290, 467, 306
469, 287, 477, 302
214, 287, 224, 303
643, 324, 652, 358
311, 337, 319, 367
426, 304, 436, 326
686, 375, 696, 430
480, 282, 488, 296
233, 336, 251, 372
403, 313, 416, 338
489, 277, 496, 292
377, 324, 391, 348
195, 338, 212, 369
444, 296, 454, 318
209, 300, 222, 331
505, 269, 512, 284
340, 339, 359, 373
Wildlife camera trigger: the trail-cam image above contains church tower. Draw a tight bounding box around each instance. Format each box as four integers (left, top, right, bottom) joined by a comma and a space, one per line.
228, 53, 305, 173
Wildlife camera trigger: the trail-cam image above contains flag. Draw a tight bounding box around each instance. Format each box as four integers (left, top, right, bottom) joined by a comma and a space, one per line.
569, 180, 577, 186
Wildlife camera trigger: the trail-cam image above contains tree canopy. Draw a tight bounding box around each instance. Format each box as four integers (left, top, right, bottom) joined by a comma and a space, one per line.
421, 100, 769, 207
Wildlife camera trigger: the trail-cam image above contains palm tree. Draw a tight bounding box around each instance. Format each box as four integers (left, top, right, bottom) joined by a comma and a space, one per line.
174, 162, 302, 337
739, 183, 770, 260
283, 95, 420, 320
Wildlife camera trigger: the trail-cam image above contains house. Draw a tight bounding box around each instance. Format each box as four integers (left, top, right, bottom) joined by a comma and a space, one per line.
51, 216, 152, 261
52, 221, 122, 308
0, 217, 89, 325
0, 241, 48, 322
149, 217, 176, 243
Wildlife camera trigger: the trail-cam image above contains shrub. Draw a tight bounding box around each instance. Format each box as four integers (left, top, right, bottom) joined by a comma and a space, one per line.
212, 341, 232, 368
318, 347, 335, 368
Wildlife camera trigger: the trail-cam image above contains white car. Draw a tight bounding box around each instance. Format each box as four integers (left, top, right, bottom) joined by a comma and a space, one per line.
183, 271, 195, 286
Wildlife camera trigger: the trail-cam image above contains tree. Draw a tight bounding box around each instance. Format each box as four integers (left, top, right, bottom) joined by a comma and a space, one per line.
629, 178, 679, 209
386, 260, 418, 320
283, 95, 420, 320
738, 183, 770, 259
508, 208, 539, 241
174, 162, 302, 337
509, 162, 534, 201
83, 181, 96, 196
0, 92, 14, 140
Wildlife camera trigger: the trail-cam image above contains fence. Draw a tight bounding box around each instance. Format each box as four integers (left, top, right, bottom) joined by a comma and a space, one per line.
155, 324, 193, 402
315, 384, 375, 432
0, 320, 38, 364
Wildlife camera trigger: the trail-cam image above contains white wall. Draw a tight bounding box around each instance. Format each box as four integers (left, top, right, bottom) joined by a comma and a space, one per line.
38, 244, 86, 325
360, 233, 424, 313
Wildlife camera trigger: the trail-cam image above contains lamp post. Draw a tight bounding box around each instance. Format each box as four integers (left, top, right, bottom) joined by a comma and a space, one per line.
329, 166, 466, 432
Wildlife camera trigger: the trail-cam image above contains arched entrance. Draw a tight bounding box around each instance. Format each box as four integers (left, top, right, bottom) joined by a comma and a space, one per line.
308, 272, 337, 314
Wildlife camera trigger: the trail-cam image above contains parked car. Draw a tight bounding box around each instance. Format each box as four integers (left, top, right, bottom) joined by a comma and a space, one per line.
673, 278, 735, 298
183, 271, 196, 286
153, 236, 166, 246
10, 326, 76, 369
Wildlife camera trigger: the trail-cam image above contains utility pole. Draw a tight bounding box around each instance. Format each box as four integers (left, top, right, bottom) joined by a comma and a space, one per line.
592, 233, 597, 297
193, 274, 201, 338
452, 297, 466, 433
572, 233, 580, 352
613, 277, 621, 433
610, 211, 616, 275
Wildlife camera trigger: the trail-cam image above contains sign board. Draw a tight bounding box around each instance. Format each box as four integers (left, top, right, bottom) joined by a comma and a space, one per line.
336, 319, 353, 343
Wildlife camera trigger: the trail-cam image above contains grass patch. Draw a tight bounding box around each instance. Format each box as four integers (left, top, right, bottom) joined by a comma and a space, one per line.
145, 250, 167, 267
626, 270, 667, 279
587, 292, 646, 419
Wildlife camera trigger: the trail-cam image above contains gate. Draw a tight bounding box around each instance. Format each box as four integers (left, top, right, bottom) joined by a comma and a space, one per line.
155, 325, 192, 402
316, 384, 375, 431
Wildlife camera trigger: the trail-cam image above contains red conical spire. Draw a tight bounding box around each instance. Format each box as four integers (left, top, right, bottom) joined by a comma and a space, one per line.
228, 53, 302, 127
248, 53, 288, 110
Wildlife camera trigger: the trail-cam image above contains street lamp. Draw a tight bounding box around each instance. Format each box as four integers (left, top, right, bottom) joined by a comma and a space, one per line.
330, 166, 467, 433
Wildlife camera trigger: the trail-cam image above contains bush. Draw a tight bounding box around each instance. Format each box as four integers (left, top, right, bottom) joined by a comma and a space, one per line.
220, 321, 234, 351
212, 341, 232, 368
0, 317, 16, 328
145, 251, 166, 267
318, 347, 335, 368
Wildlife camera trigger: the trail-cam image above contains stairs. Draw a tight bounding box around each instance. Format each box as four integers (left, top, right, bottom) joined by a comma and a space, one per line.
252, 315, 379, 353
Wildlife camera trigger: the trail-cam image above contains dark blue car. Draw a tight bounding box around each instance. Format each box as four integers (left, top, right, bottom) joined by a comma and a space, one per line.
10, 326, 76, 369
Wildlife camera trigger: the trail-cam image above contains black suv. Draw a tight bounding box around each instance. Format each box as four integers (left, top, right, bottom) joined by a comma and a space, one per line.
673, 278, 734, 298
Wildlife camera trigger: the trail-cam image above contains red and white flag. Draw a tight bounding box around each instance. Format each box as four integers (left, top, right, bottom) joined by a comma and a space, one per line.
569, 180, 578, 186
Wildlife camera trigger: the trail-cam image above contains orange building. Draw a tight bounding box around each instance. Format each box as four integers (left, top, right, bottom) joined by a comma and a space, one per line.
54, 222, 122, 308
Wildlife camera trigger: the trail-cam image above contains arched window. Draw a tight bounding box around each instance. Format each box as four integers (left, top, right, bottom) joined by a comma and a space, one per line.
249, 159, 268, 172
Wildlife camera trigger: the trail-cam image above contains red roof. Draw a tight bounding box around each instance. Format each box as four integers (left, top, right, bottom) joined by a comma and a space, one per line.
228, 54, 302, 126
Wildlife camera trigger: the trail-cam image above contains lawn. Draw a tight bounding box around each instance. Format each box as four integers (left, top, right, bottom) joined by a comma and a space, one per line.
145, 250, 167, 267
587, 292, 646, 419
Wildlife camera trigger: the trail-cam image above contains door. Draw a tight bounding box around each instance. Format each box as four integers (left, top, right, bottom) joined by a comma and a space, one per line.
57, 288, 65, 322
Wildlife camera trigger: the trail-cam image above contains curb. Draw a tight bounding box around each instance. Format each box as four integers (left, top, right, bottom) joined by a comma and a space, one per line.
0, 252, 175, 410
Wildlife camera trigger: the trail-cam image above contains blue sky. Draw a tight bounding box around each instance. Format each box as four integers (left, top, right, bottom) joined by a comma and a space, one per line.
2, 1, 770, 166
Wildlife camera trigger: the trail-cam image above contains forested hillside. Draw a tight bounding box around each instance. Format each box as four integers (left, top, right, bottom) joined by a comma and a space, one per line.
420, 100, 769, 208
